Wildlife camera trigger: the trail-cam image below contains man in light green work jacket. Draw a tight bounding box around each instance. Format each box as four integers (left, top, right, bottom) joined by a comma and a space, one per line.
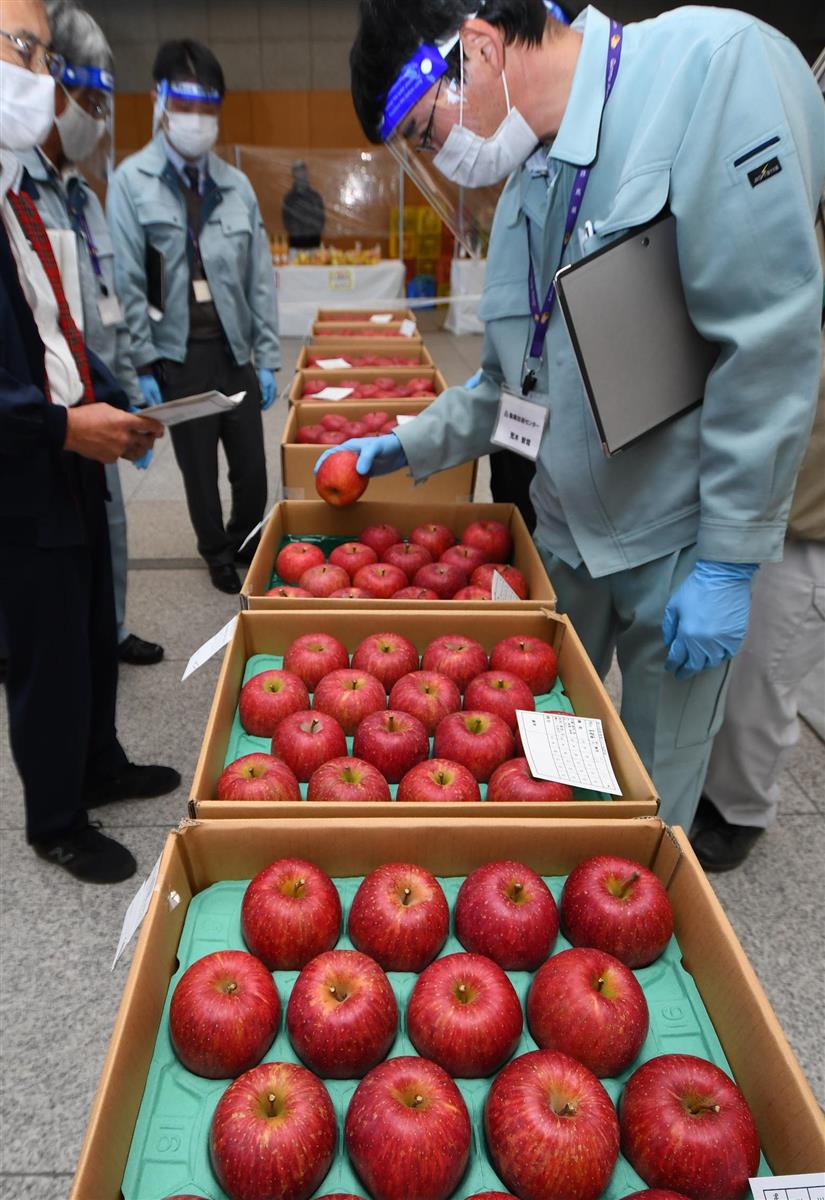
318, 0, 825, 830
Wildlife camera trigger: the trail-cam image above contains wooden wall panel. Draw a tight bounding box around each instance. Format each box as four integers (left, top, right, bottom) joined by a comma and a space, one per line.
308, 91, 370, 150
250, 92, 312, 147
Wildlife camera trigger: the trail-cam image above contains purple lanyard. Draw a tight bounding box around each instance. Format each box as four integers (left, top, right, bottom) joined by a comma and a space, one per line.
525, 19, 623, 372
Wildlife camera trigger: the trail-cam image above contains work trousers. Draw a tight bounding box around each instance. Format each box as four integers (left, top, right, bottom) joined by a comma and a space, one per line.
538, 543, 732, 831
704, 540, 825, 828
490, 450, 537, 534
104, 460, 129, 644
0, 457, 128, 842
163, 339, 267, 568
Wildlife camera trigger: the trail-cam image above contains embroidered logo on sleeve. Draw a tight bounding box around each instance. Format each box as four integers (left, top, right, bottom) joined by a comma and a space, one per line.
748, 157, 781, 187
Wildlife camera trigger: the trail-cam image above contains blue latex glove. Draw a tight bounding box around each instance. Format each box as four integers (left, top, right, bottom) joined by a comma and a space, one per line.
465, 369, 483, 389
128, 404, 155, 470
314, 434, 408, 479
662, 560, 758, 680
138, 374, 163, 407
258, 367, 276, 411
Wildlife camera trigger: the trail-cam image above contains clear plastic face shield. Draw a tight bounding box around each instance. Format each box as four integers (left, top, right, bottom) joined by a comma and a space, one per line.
57, 62, 114, 178
153, 79, 222, 160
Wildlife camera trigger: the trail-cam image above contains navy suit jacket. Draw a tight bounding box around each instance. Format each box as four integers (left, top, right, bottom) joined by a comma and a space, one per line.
0, 213, 128, 547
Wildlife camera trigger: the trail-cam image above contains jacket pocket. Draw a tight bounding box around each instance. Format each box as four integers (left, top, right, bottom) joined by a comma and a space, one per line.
593, 168, 671, 238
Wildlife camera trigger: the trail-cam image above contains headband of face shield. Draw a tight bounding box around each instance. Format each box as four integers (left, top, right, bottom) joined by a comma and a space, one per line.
154, 79, 221, 158
53, 61, 114, 171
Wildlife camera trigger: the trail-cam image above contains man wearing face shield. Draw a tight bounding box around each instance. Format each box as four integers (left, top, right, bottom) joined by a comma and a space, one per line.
0, 0, 179, 884
108, 40, 280, 595
318, 0, 825, 831
16, 0, 165, 668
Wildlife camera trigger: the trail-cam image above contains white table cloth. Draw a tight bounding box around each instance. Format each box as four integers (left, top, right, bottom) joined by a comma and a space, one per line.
274, 260, 407, 337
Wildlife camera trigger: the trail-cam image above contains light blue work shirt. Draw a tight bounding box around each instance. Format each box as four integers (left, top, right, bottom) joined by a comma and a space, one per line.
18, 149, 142, 408
106, 134, 280, 372
398, 6, 825, 577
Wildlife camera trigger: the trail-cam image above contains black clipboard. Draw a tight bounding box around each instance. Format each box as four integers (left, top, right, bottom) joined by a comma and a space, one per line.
555, 213, 718, 456
145, 243, 165, 316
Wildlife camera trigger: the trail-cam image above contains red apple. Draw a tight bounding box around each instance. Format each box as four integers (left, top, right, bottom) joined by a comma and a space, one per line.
210, 1061, 336, 1200
440, 543, 489, 573
266, 585, 313, 598
315, 449, 369, 507
272, 710, 347, 781
464, 1195, 518, 1199
620, 1192, 692, 1199
455, 859, 558, 970
241, 856, 342, 970
407, 951, 523, 1077
351, 632, 419, 692
239, 668, 310, 736
432, 711, 514, 782
359, 523, 402, 557
276, 541, 325, 584
345, 1056, 471, 1200
284, 632, 349, 691
373, 376, 399, 394
527, 947, 649, 1077
413, 561, 468, 599
560, 856, 674, 968
352, 709, 429, 783
313, 668, 386, 735
318, 430, 347, 446
169, 950, 280, 1078
297, 423, 324, 444
464, 670, 535, 732
321, 412, 349, 431
410, 523, 456, 558
299, 563, 351, 597
381, 420, 399, 434
392, 586, 439, 600
348, 862, 449, 971
343, 420, 369, 439
421, 634, 488, 690
352, 562, 408, 599
389, 670, 460, 735
216, 753, 301, 804
381, 541, 433, 581
490, 634, 559, 694
316, 1195, 368, 1200
471, 563, 529, 599
287, 948, 397, 1077
362, 409, 391, 431
307, 756, 391, 804
329, 541, 378, 578
619, 1055, 760, 1200
452, 586, 492, 600
485, 1050, 620, 1200
461, 519, 512, 562
330, 587, 375, 598
487, 757, 574, 803
397, 758, 481, 804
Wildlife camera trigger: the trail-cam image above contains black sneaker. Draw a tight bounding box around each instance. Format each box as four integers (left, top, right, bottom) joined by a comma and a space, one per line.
118, 633, 164, 666
691, 820, 764, 873
86, 763, 182, 809
33, 822, 136, 884
209, 563, 242, 594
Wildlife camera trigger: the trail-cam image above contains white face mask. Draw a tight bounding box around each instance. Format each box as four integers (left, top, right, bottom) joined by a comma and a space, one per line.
165, 112, 218, 160
55, 88, 105, 163
0, 60, 56, 152
432, 50, 538, 188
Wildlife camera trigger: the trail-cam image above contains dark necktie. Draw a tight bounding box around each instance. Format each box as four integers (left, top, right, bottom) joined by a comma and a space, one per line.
184, 165, 200, 195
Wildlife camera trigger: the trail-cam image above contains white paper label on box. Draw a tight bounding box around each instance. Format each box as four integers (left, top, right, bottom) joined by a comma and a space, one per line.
491, 387, 548, 461
313, 387, 355, 402
315, 358, 353, 370
237, 502, 276, 554
516, 710, 623, 796
370, 312, 393, 324
395, 414, 416, 426
492, 569, 521, 601
182, 616, 237, 682
399, 318, 417, 338
749, 1172, 825, 1200
111, 854, 162, 970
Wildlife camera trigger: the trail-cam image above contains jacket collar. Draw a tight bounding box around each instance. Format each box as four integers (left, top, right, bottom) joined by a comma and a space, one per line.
136, 133, 234, 191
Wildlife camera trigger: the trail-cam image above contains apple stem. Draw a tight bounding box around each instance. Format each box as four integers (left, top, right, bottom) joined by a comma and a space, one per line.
513, 882, 523, 896
294, 878, 306, 897
226, 981, 238, 995
402, 887, 412, 906
267, 1093, 278, 1116
559, 1102, 576, 1117
617, 871, 640, 899
413, 1094, 424, 1107
596, 977, 605, 992
689, 1102, 722, 1116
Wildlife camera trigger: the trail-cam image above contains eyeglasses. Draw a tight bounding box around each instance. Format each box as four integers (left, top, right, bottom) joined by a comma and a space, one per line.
0, 29, 65, 78
416, 77, 445, 153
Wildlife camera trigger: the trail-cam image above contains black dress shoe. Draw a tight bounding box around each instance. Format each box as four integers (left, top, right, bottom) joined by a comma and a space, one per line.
118, 633, 164, 666
209, 563, 242, 594
33, 822, 137, 884
86, 763, 182, 809
689, 793, 725, 839
691, 820, 764, 872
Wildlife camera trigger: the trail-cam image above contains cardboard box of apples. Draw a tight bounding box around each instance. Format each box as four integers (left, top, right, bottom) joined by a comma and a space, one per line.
189, 609, 656, 819
71, 818, 825, 1200
241, 502, 555, 610
295, 342, 435, 372
314, 308, 419, 324
289, 367, 447, 404
281, 403, 477, 506
313, 322, 421, 342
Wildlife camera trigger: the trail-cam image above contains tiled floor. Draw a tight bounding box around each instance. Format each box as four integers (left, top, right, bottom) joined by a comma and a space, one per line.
1, 331, 823, 1196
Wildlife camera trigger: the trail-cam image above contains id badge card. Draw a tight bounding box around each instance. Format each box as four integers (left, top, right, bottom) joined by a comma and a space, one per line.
490, 386, 548, 461
98, 293, 123, 327
193, 279, 212, 304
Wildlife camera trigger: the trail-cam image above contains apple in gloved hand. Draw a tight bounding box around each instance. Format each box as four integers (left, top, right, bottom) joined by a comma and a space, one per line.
315, 448, 369, 507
